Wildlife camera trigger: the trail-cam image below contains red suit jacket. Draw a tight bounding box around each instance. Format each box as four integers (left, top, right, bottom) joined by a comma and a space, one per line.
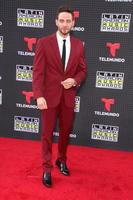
33, 33, 87, 108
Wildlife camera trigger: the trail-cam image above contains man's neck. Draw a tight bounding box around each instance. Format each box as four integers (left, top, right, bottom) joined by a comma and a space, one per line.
57, 31, 69, 39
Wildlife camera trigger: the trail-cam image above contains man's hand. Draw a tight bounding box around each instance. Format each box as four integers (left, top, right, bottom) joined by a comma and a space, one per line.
37, 97, 48, 110
61, 78, 77, 89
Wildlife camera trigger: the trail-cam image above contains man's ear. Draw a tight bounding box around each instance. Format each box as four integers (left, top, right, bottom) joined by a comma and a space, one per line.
72, 20, 75, 28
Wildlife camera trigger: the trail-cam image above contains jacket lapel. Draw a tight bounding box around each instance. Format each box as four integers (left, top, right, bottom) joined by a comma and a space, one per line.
50, 33, 63, 72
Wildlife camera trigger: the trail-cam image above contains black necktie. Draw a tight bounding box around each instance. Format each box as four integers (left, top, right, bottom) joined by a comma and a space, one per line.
62, 39, 66, 70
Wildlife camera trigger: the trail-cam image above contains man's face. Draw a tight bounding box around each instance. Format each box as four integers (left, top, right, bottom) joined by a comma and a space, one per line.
55, 12, 75, 37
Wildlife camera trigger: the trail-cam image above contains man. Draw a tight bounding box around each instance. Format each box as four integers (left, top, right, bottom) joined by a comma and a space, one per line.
32, 6, 87, 188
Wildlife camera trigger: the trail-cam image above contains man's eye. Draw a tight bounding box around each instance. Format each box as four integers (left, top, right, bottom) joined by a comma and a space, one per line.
66, 20, 71, 23
59, 19, 64, 23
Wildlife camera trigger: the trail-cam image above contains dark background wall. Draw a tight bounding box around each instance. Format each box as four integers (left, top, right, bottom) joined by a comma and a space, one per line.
0, 0, 133, 151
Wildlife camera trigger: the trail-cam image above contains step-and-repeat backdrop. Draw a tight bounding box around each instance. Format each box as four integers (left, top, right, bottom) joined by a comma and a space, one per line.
0, 0, 133, 151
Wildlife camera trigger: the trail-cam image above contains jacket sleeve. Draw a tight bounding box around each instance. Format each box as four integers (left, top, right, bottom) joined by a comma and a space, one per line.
74, 42, 87, 87
32, 38, 46, 99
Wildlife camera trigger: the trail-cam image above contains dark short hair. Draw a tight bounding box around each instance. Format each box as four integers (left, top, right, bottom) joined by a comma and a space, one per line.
56, 5, 74, 19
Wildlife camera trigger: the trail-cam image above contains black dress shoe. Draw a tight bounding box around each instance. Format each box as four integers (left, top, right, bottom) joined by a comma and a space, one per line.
42, 172, 52, 188
55, 160, 70, 176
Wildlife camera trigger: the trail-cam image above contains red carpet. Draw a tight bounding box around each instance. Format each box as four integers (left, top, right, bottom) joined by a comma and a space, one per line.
0, 137, 133, 200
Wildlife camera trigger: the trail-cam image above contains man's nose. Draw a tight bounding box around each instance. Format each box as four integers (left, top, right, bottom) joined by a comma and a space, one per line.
62, 21, 68, 26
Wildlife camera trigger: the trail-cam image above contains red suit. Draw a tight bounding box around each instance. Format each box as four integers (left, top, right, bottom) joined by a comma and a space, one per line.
33, 33, 87, 172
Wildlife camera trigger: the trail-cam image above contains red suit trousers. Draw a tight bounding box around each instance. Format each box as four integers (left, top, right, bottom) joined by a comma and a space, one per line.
41, 97, 74, 172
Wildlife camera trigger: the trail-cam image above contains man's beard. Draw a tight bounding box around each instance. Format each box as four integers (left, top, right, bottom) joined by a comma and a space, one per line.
58, 28, 71, 36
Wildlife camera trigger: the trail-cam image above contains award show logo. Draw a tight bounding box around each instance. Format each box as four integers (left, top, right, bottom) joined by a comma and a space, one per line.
73, 11, 80, 18
17, 8, 44, 28
0, 89, 2, 105
99, 42, 125, 63
14, 116, 39, 133
74, 96, 80, 112
22, 91, 33, 104
71, 10, 85, 32
0, 36, 3, 53
16, 65, 33, 82
16, 91, 38, 109
91, 124, 119, 142
101, 98, 114, 112
94, 98, 120, 117
18, 37, 37, 56
95, 71, 124, 89
107, 42, 120, 57
24, 37, 37, 51
100, 13, 131, 32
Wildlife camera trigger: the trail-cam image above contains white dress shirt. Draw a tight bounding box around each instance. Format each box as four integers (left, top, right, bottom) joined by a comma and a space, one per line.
56, 31, 71, 70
